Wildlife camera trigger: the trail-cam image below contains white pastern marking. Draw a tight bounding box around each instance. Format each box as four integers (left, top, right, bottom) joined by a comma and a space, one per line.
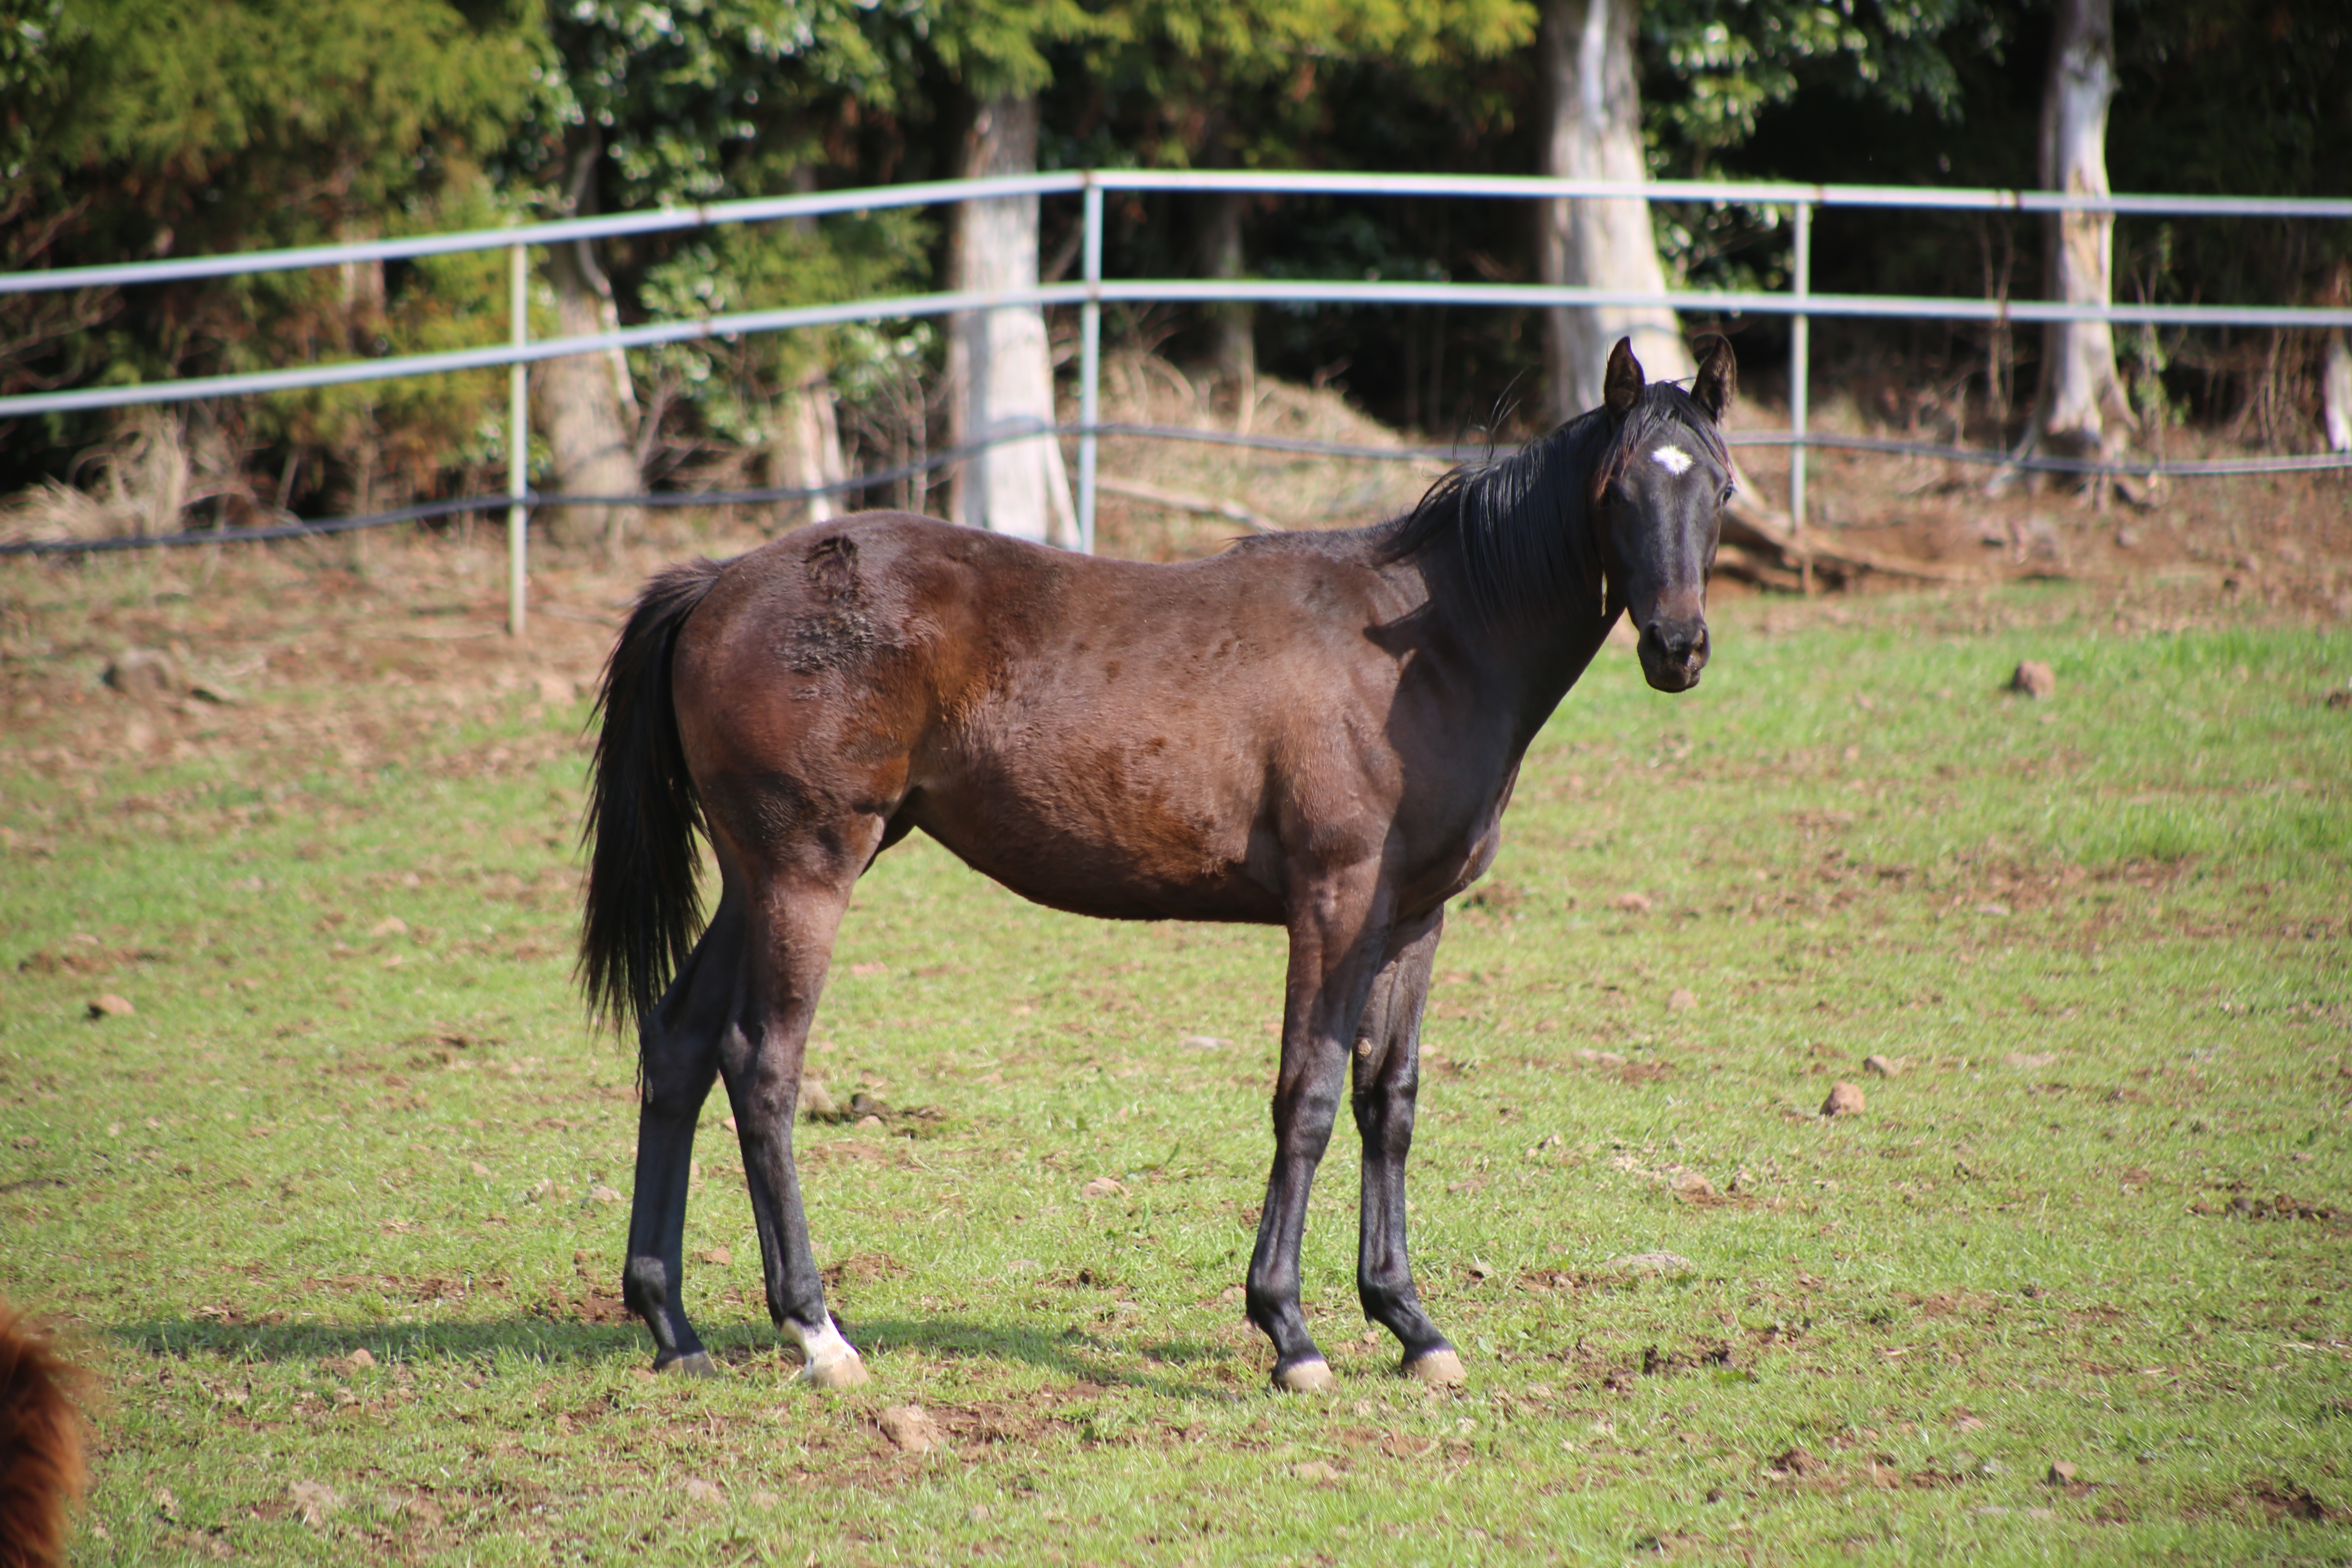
790, 1316, 861, 1370
1651, 444, 1695, 476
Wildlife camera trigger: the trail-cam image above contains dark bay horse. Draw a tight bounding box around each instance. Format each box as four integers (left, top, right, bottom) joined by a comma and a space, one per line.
580, 337, 1736, 1391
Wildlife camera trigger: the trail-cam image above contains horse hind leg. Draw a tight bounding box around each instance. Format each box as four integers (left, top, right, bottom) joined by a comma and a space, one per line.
1352, 909, 1464, 1386
718, 832, 879, 1389
621, 896, 743, 1374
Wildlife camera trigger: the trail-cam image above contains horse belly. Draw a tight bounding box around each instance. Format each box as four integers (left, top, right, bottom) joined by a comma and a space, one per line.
909, 744, 1283, 924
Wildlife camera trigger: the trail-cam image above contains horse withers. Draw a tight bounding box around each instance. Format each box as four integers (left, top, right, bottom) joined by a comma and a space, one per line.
580, 336, 1736, 1391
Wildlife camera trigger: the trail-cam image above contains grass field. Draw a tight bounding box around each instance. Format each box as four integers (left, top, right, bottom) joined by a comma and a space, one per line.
3, 539, 2349, 1565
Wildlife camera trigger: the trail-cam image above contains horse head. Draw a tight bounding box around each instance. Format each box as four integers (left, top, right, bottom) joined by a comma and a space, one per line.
1597, 336, 1736, 693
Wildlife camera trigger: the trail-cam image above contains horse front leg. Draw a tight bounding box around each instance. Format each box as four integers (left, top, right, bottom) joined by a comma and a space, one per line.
622, 896, 741, 1374
1247, 866, 1392, 1392
1352, 908, 1463, 1385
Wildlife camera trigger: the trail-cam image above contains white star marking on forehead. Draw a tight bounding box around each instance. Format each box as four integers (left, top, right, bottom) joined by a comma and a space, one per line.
1650, 444, 1694, 476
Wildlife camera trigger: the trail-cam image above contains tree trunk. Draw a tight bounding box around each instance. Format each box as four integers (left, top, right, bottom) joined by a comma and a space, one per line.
769, 364, 848, 526
1202, 190, 1255, 393
539, 132, 643, 550
2036, 0, 2132, 459
1535, 0, 1693, 424
2325, 332, 2352, 454
947, 92, 1077, 546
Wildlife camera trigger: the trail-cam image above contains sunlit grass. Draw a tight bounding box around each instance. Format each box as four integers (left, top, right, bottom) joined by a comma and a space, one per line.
2, 579, 2347, 1564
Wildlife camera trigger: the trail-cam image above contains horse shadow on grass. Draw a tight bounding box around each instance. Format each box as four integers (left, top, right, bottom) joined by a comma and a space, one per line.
107, 1314, 1238, 1398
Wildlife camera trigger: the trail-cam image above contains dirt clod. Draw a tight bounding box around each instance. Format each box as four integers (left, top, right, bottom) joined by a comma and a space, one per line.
1863, 1054, 1903, 1078
1770, 1446, 1821, 1476
1612, 892, 1654, 914
1822, 1082, 1866, 1117
289, 1481, 341, 1528
798, 1080, 840, 1121
1291, 1460, 1342, 1483
1080, 1176, 1128, 1199
683, 1477, 723, 1504
347, 1348, 375, 1369
2010, 661, 2057, 698
86, 994, 135, 1018
2047, 1460, 2078, 1484
1666, 987, 1697, 1011
104, 646, 186, 703
698, 1246, 733, 1267
879, 1404, 940, 1454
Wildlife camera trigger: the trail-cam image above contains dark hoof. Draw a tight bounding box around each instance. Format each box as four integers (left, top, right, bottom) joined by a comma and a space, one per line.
655, 1351, 719, 1378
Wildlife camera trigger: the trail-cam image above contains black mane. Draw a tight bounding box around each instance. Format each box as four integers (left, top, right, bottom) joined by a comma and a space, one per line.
1379, 380, 1726, 624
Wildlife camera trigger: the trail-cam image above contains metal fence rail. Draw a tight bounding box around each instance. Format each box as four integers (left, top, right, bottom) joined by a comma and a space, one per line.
5, 170, 2348, 619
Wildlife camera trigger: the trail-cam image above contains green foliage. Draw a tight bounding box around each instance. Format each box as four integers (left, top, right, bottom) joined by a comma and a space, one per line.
506, 0, 928, 209
630, 211, 932, 449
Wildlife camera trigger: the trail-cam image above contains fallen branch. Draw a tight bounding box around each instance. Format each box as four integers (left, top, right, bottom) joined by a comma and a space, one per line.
1096, 476, 1285, 534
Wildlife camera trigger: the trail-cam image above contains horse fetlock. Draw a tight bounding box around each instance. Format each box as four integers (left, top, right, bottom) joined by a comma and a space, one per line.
621, 1254, 672, 1316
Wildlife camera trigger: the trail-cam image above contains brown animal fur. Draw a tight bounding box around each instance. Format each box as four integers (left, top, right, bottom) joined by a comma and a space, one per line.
0, 1305, 87, 1568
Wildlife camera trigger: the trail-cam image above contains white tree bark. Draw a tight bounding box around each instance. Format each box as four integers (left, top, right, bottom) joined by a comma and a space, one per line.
1536, 0, 1693, 424
539, 136, 643, 549
2325, 331, 2352, 453
948, 92, 1077, 545
2037, 0, 2132, 456
771, 363, 848, 525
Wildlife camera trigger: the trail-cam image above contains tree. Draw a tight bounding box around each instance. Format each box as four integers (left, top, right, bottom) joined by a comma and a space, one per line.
1535, 0, 1694, 423
0, 0, 538, 506
503, 0, 918, 546
930, 2, 1093, 543
2030, 0, 2130, 465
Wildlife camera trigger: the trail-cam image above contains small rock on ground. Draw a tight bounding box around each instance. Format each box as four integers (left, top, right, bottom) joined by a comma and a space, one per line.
879, 1405, 940, 1454
1079, 1176, 1127, 1199
683, 1478, 724, 1504
798, 1080, 840, 1121
1863, 1054, 1904, 1078
2010, 661, 2057, 699
1291, 1460, 1342, 1483
87, 994, 135, 1018
2047, 1461, 2079, 1484
1666, 987, 1697, 1011
1612, 891, 1654, 914
1822, 1082, 1866, 1116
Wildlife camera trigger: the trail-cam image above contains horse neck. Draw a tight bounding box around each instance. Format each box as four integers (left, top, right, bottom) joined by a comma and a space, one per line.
1413, 546, 1620, 760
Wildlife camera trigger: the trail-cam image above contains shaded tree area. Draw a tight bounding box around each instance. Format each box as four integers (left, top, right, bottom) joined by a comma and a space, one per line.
3, 0, 2346, 524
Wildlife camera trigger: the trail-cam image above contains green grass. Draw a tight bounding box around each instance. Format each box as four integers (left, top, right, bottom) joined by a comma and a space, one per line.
3, 575, 2348, 1564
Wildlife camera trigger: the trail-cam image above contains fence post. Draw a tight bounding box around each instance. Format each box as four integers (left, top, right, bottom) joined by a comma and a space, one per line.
1789, 200, 1812, 595
507, 240, 528, 637
1078, 177, 1103, 555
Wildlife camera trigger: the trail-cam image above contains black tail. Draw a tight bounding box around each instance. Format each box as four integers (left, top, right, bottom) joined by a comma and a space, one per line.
579, 556, 729, 1034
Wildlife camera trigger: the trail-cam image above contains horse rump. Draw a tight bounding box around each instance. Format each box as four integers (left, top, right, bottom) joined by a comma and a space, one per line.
0, 1303, 87, 1568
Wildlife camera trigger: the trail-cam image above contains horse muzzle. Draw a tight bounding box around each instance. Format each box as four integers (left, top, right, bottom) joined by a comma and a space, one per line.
1637, 617, 1709, 693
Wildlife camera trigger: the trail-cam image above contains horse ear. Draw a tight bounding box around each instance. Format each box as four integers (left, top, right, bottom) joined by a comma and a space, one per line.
1693, 335, 1737, 423
1603, 338, 1644, 419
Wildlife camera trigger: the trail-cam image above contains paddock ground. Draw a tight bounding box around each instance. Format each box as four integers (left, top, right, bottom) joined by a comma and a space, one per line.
2, 501, 2348, 1565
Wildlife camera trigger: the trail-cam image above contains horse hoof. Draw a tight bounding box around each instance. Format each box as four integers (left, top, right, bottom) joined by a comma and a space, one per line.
656, 1351, 719, 1378
1274, 1359, 1336, 1393
798, 1354, 871, 1390
1402, 1347, 1466, 1387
